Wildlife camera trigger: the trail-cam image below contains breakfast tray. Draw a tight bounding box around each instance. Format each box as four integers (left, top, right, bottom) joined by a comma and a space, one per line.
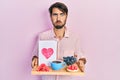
31, 64, 84, 76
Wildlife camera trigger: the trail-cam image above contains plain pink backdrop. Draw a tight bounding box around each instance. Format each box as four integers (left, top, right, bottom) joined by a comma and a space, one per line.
0, 0, 120, 80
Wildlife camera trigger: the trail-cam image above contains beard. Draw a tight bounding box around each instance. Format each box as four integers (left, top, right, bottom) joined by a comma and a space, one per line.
54, 21, 66, 29
54, 25, 64, 29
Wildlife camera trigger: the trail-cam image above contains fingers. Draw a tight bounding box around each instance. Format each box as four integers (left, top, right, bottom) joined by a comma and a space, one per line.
32, 56, 38, 69
79, 66, 85, 72
34, 58, 38, 66
79, 58, 86, 64
78, 60, 85, 72
79, 60, 85, 66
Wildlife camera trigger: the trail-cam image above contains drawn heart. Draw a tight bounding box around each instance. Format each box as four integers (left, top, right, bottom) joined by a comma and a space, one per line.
41, 48, 54, 59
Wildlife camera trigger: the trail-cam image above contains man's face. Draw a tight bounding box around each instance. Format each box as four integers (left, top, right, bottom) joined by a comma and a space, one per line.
51, 8, 67, 29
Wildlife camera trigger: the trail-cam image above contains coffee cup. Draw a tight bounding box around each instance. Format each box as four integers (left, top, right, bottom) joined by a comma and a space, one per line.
51, 60, 66, 70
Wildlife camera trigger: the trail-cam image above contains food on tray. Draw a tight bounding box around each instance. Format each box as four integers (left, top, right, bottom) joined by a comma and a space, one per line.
63, 56, 77, 66
37, 63, 50, 72
66, 64, 79, 72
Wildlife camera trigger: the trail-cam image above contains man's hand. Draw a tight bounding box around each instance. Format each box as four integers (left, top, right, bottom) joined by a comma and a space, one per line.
31, 56, 38, 70
77, 58, 86, 72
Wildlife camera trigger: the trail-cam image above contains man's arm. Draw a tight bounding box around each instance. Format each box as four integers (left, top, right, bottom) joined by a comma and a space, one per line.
31, 36, 39, 70
74, 36, 87, 72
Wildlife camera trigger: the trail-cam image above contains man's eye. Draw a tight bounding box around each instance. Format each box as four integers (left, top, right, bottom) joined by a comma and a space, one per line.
61, 13, 65, 16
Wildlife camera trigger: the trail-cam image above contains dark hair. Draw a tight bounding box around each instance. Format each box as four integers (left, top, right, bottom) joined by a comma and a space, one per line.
49, 2, 68, 15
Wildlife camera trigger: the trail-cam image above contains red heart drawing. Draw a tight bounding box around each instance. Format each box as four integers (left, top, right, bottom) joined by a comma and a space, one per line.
41, 48, 54, 59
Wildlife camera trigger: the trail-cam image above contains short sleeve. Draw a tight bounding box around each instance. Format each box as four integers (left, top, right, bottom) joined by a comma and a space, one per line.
74, 37, 85, 61
31, 35, 40, 57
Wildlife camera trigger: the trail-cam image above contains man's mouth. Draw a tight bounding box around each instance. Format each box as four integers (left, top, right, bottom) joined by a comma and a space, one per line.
56, 21, 61, 23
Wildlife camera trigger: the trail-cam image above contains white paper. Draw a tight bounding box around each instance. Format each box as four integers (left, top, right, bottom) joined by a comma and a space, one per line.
39, 40, 57, 66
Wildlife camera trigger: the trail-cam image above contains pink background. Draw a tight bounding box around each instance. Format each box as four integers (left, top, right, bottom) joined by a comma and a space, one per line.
0, 0, 120, 80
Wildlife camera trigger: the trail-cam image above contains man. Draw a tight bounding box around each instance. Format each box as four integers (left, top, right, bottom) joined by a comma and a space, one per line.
32, 2, 86, 80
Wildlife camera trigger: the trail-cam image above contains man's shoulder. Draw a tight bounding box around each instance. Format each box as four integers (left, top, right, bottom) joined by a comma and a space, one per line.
38, 29, 53, 39
40, 29, 52, 35
68, 29, 79, 38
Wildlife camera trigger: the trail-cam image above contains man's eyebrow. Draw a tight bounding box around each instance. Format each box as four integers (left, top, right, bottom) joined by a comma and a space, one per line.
52, 13, 58, 14
52, 12, 65, 15
52, 13, 58, 15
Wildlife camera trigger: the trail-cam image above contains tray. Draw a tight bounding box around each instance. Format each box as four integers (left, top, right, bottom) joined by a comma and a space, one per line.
31, 64, 84, 76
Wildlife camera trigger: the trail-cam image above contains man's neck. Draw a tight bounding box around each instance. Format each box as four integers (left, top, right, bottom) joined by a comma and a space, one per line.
54, 27, 65, 39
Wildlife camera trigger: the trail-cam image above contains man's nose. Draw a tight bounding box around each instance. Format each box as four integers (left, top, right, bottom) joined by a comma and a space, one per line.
57, 15, 61, 20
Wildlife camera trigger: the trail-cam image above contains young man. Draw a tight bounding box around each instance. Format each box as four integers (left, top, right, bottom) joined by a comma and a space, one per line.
32, 2, 86, 80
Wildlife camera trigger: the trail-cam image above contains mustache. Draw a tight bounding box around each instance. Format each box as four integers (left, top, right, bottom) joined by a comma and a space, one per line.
56, 20, 62, 23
